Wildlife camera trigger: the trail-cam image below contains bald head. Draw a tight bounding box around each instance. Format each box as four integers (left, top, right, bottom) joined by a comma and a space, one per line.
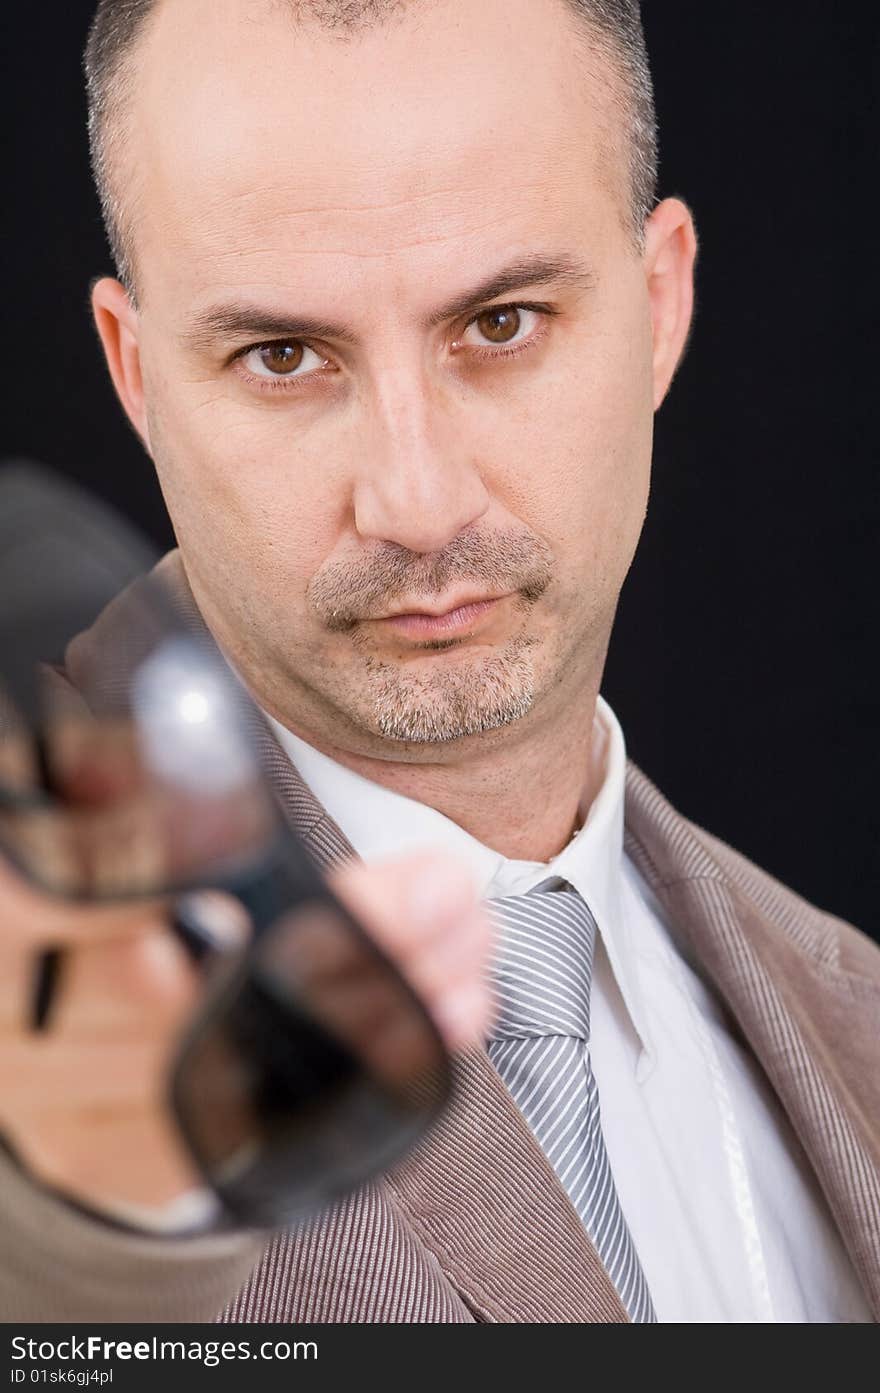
84, 0, 658, 300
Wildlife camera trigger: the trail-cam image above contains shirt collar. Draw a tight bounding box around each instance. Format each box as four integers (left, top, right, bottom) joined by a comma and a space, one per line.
267, 695, 651, 1056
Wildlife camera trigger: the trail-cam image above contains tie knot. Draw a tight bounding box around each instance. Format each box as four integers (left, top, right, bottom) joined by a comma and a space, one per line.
485, 880, 597, 1042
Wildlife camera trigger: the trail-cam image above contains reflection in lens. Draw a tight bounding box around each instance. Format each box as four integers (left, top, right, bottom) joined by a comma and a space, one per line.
259, 902, 445, 1096
0, 652, 279, 901
171, 894, 451, 1225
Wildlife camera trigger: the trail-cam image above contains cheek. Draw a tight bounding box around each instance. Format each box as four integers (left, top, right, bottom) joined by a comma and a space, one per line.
145, 369, 343, 603
501, 317, 653, 586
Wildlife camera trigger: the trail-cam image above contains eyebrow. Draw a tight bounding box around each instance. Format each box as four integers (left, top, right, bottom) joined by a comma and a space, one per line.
180, 252, 597, 353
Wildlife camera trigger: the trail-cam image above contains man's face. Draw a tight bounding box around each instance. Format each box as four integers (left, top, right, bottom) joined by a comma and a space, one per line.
102, 0, 686, 761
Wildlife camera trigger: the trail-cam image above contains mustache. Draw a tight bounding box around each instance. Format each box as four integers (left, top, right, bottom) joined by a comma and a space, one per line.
308, 529, 555, 632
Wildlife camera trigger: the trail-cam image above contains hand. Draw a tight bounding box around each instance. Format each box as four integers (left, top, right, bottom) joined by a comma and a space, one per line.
0, 723, 493, 1217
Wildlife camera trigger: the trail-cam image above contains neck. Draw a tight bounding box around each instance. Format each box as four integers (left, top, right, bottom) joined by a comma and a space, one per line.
272, 681, 601, 864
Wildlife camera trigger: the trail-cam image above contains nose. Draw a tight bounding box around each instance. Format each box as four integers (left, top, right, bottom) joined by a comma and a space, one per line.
352, 365, 490, 554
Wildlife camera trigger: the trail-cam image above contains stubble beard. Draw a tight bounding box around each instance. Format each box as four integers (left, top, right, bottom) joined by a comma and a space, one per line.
351, 629, 542, 744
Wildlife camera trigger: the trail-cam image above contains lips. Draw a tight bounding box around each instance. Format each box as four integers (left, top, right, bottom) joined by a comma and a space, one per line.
374, 596, 506, 638
380, 591, 506, 620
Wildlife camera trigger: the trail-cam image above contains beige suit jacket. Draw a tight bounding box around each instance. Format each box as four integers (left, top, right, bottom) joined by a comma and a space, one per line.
1, 553, 878, 1322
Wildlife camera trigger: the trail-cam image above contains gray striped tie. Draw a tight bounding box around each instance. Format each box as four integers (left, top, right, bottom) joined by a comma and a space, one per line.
486, 878, 657, 1323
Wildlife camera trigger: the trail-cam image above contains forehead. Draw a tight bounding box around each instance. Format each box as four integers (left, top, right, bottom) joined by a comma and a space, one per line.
129, 0, 621, 305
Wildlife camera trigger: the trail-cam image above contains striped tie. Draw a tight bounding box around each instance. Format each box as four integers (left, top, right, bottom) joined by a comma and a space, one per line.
485, 877, 657, 1323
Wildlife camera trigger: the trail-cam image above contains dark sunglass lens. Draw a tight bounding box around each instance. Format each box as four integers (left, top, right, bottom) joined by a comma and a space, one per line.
171, 895, 450, 1225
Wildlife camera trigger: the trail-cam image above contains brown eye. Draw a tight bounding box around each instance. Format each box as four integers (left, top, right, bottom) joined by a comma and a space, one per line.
474, 307, 522, 344
258, 341, 305, 374
241, 338, 328, 384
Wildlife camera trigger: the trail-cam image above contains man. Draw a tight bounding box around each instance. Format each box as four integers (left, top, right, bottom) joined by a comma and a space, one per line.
0, 0, 877, 1323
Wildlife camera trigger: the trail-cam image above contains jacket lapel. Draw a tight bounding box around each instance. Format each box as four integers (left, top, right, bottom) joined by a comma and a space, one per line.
624, 763, 880, 1319
383, 1049, 628, 1322
256, 704, 628, 1322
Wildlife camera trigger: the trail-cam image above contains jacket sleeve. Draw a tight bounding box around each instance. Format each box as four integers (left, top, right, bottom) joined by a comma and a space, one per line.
0, 1143, 267, 1322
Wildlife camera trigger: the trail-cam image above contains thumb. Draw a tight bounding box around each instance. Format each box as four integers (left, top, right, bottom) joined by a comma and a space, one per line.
327, 850, 493, 1049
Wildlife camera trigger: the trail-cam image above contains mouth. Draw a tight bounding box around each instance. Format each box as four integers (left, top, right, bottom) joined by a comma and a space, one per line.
372, 594, 510, 638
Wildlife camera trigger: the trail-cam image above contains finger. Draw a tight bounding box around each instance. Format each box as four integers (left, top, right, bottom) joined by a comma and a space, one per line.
0, 1035, 178, 1115
51, 925, 201, 1037
4, 1105, 206, 1214
404, 886, 494, 980
0, 942, 34, 1034
0, 682, 38, 798
47, 715, 167, 896
0, 793, 167, 906
0, 850, 170, 947
327, 852, 494, 1047
0, 730, 37, 797
0, 930, 201, 1128
328, 850, 482, 953
429, 979, 494, 1050
257, 901, 452, 1085
46, 713, 147, 808
329, 886, 492, 1028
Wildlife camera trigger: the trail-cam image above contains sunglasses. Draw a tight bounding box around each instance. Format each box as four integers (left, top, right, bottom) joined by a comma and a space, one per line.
0, 461, 451, 1229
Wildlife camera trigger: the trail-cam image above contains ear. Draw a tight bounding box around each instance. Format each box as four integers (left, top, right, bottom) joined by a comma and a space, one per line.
91, 277, 152, 452
642, 197, 698, 411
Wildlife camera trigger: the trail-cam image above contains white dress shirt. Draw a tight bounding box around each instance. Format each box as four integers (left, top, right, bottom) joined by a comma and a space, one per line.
271, 696, 871, 1323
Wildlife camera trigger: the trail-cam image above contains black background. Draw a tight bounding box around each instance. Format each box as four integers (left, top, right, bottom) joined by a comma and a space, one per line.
1, 3, 877, 936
